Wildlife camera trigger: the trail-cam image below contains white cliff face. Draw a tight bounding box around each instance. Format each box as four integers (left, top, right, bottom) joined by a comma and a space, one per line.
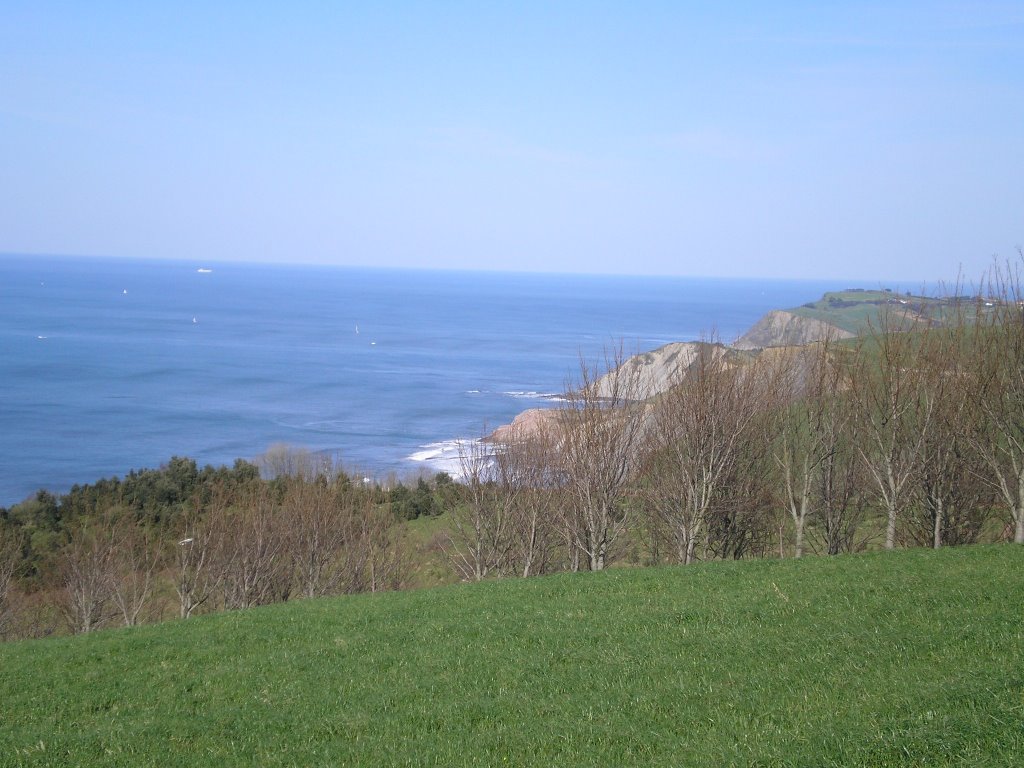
733, 310, 853, 350
590, 341, 729, 400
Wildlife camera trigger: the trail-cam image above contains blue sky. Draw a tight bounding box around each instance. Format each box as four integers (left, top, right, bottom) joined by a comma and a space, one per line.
1, 2, 1021, 280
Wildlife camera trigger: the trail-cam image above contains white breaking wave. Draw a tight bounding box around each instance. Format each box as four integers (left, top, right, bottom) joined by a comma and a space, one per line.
503, 390, 567, 402
463, 389, 562, 400
407, 438, 494, 480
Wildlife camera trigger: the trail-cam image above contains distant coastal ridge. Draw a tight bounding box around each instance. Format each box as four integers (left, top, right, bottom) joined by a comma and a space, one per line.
480, 287, 999, 447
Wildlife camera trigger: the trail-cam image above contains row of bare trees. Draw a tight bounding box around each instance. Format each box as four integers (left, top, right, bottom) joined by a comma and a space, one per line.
442, 430, 561, 580
444, 267, 1024, 579
173, 480, 400, 625
0, 477, 404, 638
850, 276, 1024, 551
443, 343, 770, 577
660, 280, 1020, 557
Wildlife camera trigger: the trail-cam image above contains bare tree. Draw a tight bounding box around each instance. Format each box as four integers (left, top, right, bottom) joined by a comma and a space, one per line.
284, 478, 359, 598
852, 310, 934, 549
770, 346, 819, 558
560, 347, 648, 571
220, 483, 288, 610
256, 443, 337, 482
0, 527, 21, 638
286, 478, 404, 596
642, 343, 764, 564
708, 434, 777, 561
907, 313, 991, 548
443, 438, 514, 581
497, 423, 560, 578
968, 260, 1024, 544
359, 499, 405, 593
175, 492, 230, 619
770, 335, 867, 557
56, 517, 117, 634
815, 403, 866, 556
772, 338, 860, 557
109, 515, 164, 626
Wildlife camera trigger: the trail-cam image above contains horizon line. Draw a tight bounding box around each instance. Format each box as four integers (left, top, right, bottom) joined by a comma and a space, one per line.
0, 248, 961, 287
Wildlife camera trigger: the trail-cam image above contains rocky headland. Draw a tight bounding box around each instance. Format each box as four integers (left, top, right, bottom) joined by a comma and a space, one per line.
488, 288, 962, 441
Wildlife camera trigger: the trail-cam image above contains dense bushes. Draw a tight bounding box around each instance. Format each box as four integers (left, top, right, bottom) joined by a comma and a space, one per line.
0, 456, 427, 639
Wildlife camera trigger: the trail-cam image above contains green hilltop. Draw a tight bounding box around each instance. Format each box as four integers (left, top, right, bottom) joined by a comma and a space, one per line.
2, 545, 1022, 766
787, 288, 972, 335
726, 287, 997, 351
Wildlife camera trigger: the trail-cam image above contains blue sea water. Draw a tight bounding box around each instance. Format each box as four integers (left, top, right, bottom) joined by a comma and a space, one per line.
0, 255, 875, 505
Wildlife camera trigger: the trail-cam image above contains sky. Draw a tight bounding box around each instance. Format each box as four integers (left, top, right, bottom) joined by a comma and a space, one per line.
1, 2, 1021, 281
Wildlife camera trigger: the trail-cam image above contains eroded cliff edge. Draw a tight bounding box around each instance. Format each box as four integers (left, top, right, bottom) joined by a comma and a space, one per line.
733, 309, 853, 350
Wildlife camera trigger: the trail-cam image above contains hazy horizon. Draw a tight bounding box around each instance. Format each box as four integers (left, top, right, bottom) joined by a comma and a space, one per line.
0, 249, 974, 288
2, 3, 1021, 283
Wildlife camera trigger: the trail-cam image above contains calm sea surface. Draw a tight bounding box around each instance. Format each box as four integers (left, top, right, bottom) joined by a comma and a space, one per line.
1, 255, 875, 505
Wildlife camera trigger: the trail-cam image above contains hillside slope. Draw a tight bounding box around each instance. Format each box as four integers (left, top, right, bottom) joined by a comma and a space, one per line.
2, 545, 1021, 766
732, 289, 953, 349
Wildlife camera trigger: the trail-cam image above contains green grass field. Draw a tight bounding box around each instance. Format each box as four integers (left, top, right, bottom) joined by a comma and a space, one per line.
786, 289, 992, 338
2, 546, 1022, 766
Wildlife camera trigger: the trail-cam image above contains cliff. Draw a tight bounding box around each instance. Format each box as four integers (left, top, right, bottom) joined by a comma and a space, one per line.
733, 310, 854, 350
590, 341, 735, 400
486, 408, 561, 443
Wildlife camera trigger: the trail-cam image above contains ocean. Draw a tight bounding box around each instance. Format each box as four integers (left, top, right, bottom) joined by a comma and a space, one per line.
0, 255, 874, 505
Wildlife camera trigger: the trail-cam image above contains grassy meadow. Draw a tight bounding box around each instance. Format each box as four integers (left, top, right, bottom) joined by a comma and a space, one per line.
2, 545, 1022, 766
